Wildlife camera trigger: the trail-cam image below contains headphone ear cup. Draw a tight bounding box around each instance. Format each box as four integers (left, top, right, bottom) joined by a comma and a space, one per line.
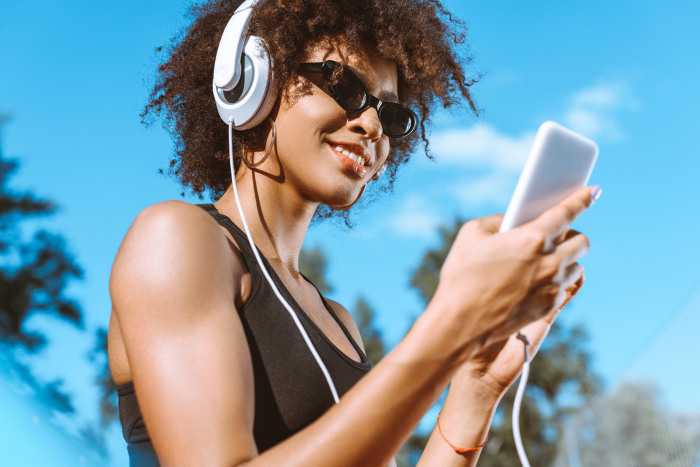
213, 35, 278, 129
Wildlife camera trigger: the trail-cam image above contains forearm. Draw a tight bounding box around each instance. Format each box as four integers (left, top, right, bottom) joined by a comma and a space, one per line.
416, 376, 501, 467
242, 302, 477, 467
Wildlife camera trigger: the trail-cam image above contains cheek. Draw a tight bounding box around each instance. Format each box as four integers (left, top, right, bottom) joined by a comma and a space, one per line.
377, 139, 391, 165
277, 91, 346, 138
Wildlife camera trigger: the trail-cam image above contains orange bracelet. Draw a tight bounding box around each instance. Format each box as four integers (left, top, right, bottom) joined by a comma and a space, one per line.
437, 411, 488, 454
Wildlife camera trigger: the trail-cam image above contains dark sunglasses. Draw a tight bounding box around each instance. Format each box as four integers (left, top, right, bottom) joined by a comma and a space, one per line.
298, 60, 419, 139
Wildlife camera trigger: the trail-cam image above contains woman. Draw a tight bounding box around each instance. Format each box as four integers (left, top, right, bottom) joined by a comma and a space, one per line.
108, 0, 597, 465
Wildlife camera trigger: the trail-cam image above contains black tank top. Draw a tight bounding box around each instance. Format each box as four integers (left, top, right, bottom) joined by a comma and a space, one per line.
117, 204, 371, 466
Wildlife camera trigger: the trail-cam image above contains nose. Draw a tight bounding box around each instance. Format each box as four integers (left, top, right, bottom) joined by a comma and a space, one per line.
347, 106, 383, 143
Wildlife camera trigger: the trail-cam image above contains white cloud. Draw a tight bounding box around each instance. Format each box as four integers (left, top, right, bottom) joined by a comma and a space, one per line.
410, 79, 637, 210
429, 80, 636, 171
450, 170, 518, 207
429, 123, 535, 170
563, 80, 637, 142
425, 124, 534, 206
571, 82, 626, 108
384, 195, 443, 239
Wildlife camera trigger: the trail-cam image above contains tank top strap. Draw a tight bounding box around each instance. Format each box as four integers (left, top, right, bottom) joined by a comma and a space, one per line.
197, 203, 266, 283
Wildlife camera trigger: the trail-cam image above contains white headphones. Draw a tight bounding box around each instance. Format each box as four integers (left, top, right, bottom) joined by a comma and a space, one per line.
215, 0, 342, 403
213, 0, 278, 129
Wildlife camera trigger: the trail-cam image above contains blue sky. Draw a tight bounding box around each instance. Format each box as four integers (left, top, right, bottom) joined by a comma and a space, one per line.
1, 0, 699, 463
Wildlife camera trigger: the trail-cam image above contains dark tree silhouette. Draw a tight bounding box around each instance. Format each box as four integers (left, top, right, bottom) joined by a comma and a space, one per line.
92, 328, 118, 427
0, 116, 83, 412
299, 245, 333, 294
300, 246, 386, 366
0, 118, 83, 349
351, 296, 385, 366
403, 218, 601, 466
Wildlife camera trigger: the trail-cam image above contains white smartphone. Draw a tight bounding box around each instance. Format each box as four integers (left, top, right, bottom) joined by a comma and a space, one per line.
499, 121, 599, 233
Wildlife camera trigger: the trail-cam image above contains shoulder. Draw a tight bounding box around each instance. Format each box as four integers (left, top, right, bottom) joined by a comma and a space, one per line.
108, 203, 258, 464
326, 298, 365, 352
122, 200, 222, 246
110, 201, 242, 313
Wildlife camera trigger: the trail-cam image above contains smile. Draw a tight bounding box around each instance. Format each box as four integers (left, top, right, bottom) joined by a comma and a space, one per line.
334, 146, 366, 167
328, 143, 370, 178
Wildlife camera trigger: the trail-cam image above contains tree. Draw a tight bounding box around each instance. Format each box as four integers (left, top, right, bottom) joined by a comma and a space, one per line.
404, 218, 601, 466
554, 382, 700, 467
301, 248, 415, 462
351, 296, 385, 366
299, 245, 333, 294
92, 328, 118, 427
0, 117, 83, 412
300, 246, 386, 365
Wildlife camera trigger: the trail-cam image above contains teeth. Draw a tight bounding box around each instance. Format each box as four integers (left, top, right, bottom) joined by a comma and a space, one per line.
334, 146, 365, 166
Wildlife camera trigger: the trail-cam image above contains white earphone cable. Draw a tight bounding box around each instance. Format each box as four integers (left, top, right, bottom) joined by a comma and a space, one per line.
512, 331, 532, 467
227, 118, 340, 404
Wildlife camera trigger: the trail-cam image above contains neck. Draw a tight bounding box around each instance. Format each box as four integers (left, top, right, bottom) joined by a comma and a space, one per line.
215, 167, 318, 273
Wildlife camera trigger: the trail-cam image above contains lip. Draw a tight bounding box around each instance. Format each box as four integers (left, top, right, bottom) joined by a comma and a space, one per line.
327, 142, 371, 178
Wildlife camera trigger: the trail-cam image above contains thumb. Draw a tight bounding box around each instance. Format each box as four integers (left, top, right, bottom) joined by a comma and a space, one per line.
477, 213, 505, 234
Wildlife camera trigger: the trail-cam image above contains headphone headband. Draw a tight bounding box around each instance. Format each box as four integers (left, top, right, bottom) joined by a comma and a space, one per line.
213, 0, 276, 129
213, 0, 256, 90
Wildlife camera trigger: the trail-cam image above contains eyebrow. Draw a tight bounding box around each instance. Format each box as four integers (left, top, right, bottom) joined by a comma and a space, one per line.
378, 90, 400, 104
349, 66, 400, 104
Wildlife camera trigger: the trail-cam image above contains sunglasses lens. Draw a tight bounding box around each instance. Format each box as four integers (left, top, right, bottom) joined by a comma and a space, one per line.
380, 104, 416, 138
316, 61, 417, 138
328, 72, 367, 111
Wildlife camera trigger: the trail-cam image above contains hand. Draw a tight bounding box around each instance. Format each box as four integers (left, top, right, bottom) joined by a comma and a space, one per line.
456, 269, 585, 398
430, 186, 596, 361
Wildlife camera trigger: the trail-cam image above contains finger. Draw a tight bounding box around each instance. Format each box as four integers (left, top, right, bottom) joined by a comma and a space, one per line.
531, 233, 587, 288
559, 265, 585, 310
518, 265, 584, 355
552, 230, 591, 268
542, 263, 584, 313
544, 304, 562, 325
518, 317, 554, 358
478, 213, 505, 234
545, 265, 583, 320
532, 186, 599, 245
524, 263, 582, 324
554, 228, 581, 247
561, 262, 584, 289
562, 229, 580, 241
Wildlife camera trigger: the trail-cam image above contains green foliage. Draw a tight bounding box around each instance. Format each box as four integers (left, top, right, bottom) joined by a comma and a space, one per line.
479, 321, 600, 466
298, 244, 387, 366
0, 348, 75, 412
396, 431, 431, 467
410, 218, 462, 304
406, 217, 601, 466
0, 231, 83, 349
299, 245, 387, 366
0, 117, 83, 414
91, 328, 119, 427
351, 296, 385, 366
0, 119, 83, 349
299, 245, 333, 294
554, 382, 700, 467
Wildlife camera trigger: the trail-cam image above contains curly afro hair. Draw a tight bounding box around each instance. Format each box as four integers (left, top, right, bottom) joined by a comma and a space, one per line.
142, 0, 479, 219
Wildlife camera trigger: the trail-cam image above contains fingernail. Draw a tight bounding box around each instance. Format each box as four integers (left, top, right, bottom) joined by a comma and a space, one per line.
590, 185, 602, 204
